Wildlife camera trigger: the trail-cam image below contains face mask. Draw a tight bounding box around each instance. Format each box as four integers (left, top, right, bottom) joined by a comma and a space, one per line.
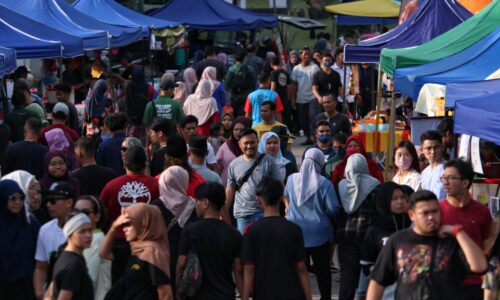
346, 147, 361, 157
396, 156, 412, 170
323, 61, 333, 68
318, 134, 332, 143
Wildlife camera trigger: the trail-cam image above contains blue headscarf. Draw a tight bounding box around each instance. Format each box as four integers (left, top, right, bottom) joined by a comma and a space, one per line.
0, 179, 40, 283
85, 79, 108, 118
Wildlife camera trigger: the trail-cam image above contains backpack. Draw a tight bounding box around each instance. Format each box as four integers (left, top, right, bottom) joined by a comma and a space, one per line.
177, 250, 203, 297
231, 64, 250, 94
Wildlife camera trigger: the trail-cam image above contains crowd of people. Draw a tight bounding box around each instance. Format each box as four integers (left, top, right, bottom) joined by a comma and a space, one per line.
0, 39, 498, 300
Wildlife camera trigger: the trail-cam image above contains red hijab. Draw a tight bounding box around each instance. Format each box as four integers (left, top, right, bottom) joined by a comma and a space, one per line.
331, 135, 384, 187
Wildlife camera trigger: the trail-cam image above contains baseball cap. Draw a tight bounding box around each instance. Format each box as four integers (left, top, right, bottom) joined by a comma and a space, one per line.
47, 182, 76, 199
159, 79, 178, 90
53, 102, 69, 116
270, 125, 295, 139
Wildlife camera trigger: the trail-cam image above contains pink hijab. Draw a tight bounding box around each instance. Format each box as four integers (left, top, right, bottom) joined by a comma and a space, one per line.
158, 166, 195, 228
183, 79, 218, 125
173, 81, 189, 104
183, 67, 197, 94
200, 66, 220, 95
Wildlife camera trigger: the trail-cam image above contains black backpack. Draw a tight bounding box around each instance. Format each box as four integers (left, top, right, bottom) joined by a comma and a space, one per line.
231, 64, 250, 94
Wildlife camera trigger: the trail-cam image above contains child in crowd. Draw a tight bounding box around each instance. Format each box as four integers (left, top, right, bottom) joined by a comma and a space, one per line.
208, 122, 225, 154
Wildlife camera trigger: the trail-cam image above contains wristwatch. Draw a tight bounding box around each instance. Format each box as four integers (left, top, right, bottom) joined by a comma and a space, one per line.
453, 224, 464, 237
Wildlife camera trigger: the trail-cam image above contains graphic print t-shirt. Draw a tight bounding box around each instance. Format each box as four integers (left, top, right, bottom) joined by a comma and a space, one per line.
100, 174, 159, 238
370, 229, 470, 300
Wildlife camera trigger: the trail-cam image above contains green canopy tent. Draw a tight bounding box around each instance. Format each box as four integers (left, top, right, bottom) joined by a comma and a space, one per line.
380, 0, 499, 75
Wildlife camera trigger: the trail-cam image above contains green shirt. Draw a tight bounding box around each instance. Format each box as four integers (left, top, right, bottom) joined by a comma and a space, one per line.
142, 96, 184, 126
224, 63, 257, 99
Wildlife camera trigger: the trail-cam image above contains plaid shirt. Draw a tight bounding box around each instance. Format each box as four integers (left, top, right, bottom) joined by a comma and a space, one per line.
337, 188, 379, 240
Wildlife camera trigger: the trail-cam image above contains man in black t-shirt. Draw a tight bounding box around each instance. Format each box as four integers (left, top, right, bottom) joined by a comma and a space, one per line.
270, 56, 293, 129
195, 46, 226, 81
241, 177, 312, 300
314, 94, 352, 136
177, 182, 243, 300
367, 190, 488, 300
312, 54, 343, 106
73, 137, 117, 197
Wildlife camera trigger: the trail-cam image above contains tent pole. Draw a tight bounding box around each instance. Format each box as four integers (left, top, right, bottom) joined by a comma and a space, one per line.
1, 78, 7, 121
342, 64, 347, 113
385, 91, 396, 180
373, 66, 382, 160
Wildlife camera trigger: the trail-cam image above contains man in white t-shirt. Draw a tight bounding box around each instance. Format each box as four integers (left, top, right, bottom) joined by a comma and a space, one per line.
332, 47, 353, 113
420, 130, 446, 200
291, 47, 320, 145
33, 182, 76, 300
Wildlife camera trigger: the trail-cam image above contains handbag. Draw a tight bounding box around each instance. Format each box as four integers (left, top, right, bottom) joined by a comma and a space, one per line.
235, 153, 266, 192
177, 236, 203, 297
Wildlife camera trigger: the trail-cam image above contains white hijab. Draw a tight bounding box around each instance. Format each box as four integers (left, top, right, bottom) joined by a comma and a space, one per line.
292, 148, 325, 206
158, 166, 195, 228
339, 153, 380, 214
183, 79, 219, 125
200, 66, 220, 95
3, 170, 36, 223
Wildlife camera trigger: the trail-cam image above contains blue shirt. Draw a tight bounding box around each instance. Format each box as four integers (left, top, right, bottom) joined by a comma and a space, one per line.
96, 132, 126, 175
421, 162, 446, 200
246, 89, 279, 126
285, 176, 340, 247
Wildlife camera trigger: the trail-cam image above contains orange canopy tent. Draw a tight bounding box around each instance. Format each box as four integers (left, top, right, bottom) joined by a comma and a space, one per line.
459, 0, 492, 13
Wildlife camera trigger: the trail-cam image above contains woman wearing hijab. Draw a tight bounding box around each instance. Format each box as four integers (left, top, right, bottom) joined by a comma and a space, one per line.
217, 52, 229, 68
123, 81, 148, 140
183, 67, 197, 94
258, 132, 292, 183
331, 135, 384, 187
131, 67, 155, 100
221, 112, 234, 139
39, 150, 80, 199
45, 128, 79, 171
201, 66, 226, 113
356, 182, 412, 300
193, 50, 205, 71
285, 50, 300, 74
49, 212, 94, 300
0, 180, 40, 299
3, 170, 44, 223
173, 81, 189, 105
285, 148, 340, 300
101, 203, 173, 299
183, 79, 220, 138
151, 166, 197, 292
215, 116, 251, 186
337, 153, 381, 300
84, 79, 108, 136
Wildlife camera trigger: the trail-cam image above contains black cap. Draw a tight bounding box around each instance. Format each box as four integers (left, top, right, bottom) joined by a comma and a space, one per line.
159, 79, 178, 90
166, 135, 187, 158
124, 146, 147, 165
270, 125, 295, 139
48, 181, 76, 199
189, 135, 207, 151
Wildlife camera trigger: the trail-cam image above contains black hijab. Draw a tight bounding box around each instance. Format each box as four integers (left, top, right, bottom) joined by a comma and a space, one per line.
373, 182, 412, 233
124, 81, 148, 125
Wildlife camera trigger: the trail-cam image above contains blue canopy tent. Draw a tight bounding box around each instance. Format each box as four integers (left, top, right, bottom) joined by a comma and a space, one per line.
344, 0, 471, 63
407, 29, 500, 98
151, 0, 279, 30
72, 0, 179, 37
0, 4, 83, 57
52, 0, 143, 48
0, 0, 109, 50
0, 47, 16, 77
446, 79, 500, 108
454, 92, 500, 145
393, 28, 500, 99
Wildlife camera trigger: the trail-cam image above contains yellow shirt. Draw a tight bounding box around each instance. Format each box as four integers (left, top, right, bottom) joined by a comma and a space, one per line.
253, 121, 293, 144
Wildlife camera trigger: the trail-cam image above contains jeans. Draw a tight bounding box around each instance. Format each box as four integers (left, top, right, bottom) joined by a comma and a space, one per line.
297, 100, 318, 137
306, 242, 332, 300
237, 211, 264, 234
338, 237, 363, 300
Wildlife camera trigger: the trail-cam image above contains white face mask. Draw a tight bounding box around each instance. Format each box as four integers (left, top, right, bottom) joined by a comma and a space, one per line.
396, 156, 412, 170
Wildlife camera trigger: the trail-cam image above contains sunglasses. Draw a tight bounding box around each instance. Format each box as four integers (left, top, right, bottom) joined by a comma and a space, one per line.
120, 147, 128, 152
47, 196, 67, 204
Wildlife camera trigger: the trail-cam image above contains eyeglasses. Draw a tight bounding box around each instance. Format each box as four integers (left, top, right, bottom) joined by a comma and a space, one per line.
422, 145, 441, 152
8, 195, 25, 202
47, 196, 67, 204
439, 176, 463, 183
75, 208, 94, 215
120, 147, 128, 152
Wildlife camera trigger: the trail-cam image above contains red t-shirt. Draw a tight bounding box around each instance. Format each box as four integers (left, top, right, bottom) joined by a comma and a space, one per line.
40, 124, 80, 145
197, 113, 220, 138
155, 170, 206, 198
100, 174, 159, 238
439, 198, 492, 285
